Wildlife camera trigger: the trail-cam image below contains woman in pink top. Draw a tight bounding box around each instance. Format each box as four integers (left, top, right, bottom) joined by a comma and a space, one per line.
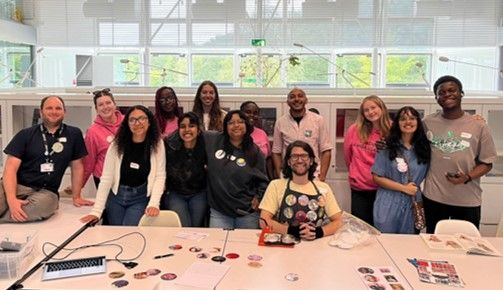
83, 89, 124, 189
240, 101, 271, 157
155, 86, 181, 138
343, 95, 391, 226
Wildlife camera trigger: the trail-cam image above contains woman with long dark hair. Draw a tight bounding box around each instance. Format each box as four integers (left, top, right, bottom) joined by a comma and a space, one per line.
371, 106, 430, 234
81, 105, 166, 225
192, 80, 226, 131
161, 112, 208, 227
204, 110, 269, 228
154, 86, 181, 138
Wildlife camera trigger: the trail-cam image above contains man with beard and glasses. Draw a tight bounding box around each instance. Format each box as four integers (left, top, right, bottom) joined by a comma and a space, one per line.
0, 96, 92, 223
422, 76, 496, 233
259, 141, 342, 240
272, 88, 332, 181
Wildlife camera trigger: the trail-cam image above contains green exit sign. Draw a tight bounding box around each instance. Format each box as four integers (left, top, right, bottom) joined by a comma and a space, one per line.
251, 39, 266, 47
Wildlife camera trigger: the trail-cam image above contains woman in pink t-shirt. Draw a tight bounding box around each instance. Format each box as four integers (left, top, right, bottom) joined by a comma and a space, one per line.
154, 86, 181, 138
343, 95, 391, 226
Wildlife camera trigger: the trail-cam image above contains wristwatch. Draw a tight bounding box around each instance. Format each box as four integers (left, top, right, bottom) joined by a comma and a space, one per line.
464, 174, 472, 184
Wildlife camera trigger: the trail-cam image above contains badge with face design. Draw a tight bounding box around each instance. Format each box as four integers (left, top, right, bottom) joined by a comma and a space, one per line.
298, 195, 309, 207
285, 194, 297, 206
308, 199, 319, 211
283, 207, 293, 219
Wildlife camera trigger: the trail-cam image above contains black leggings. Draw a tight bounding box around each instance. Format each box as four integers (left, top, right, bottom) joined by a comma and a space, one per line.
351, 188, 377, 226
422, 194, 481, 234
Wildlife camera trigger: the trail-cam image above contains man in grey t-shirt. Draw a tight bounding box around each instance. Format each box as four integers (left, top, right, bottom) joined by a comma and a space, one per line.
423, 75, 496, 233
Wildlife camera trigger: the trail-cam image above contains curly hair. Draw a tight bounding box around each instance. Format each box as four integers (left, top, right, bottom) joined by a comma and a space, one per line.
386, 106, 431, 165
115, 105, 160, 157
154, 86, 181, 133
192, 80, 224, 131
282, 140, 318, 181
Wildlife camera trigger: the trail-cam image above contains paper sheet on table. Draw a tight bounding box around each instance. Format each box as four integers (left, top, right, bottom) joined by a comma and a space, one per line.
175, 231, 210, 241
175, 262, 230, 289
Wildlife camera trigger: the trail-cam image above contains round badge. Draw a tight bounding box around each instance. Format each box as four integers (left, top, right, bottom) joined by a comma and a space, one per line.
282, 207, 294, 219
317, 195, 326, 207
215, 149, 226, 159
161, 273, 177, 281
298, 195, 309, 206
229, 155, 236, 161
109, 271, 125, 279
285, 273, 299, 282
133, 271, 148, 279
308, 199, 319, 211
197, 253, 209, 259
106, 135, 114, 143
189, 246, 202, 253
146, 268, 161, 276
111, 280, 129, 288
225, 253, 240, 259
248, 261, 263, 268
236, 158, 246, 167
357, 267, 375, 274
285, 194, 297, 206
169, 244, 183, 250
426, 130, 433, 141
295, 210, 307, 222
307, 210, 318, 222
247, 254, 263, 261
316, 219, 323, 227
52, 142, 64, 153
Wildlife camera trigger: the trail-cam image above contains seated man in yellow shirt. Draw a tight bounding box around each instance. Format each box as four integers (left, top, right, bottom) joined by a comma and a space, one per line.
259, 140, 343, 240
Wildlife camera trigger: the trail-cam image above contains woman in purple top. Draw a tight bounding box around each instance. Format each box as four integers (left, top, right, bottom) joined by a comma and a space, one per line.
154, 86, 181, 138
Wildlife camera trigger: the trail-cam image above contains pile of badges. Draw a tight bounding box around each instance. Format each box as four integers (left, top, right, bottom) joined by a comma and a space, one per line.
263, 233, 297, 246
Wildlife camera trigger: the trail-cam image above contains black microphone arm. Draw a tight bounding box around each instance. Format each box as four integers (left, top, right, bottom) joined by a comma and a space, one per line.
7, 219, 100, 290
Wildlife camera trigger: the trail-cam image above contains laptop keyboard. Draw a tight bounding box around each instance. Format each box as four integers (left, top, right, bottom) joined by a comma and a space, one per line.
42, 256, 106, 280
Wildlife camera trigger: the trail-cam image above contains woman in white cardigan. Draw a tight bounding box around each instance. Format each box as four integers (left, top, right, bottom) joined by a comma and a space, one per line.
81, 105, 166, 226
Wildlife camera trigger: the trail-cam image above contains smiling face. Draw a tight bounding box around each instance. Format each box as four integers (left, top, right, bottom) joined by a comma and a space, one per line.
362, 99, 383, 124
398, 110, 418, 135
226, 113, 246, 142
287, 146, 313, 177
199, 84, 216, 108
241, 102, 260, 127
179, 117, 200, 147
287, 88, 307, 113
95, 95, 117, 121
159, 88, 177, 113
128, 109, 150, 141
435, 81, 462, 111
40, 96, 65, 128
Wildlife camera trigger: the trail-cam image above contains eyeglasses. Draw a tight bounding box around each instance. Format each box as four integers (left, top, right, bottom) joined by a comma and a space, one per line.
159, 96, 176, 103
92, 88, 111, 96
290, 153, 310, 161
128, 116, 148, 125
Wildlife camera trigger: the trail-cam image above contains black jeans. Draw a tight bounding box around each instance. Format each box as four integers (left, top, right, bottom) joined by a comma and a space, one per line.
422, 194, 481, 234
351, 188, 377, 226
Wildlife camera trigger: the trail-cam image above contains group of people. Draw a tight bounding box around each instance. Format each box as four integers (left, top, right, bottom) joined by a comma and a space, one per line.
0, 75, 496, 240
344, 75, 496, 234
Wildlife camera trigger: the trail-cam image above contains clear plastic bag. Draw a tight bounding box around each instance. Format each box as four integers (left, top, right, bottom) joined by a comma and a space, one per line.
328, 212, 381, 249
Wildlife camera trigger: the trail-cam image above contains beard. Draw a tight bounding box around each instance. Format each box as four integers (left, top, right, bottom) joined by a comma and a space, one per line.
291, 163, 309, 177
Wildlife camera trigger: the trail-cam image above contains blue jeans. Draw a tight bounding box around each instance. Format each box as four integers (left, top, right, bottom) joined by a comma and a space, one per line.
161, 190, 208, 227
105, 183, 149, 226
209, 208, 259, 229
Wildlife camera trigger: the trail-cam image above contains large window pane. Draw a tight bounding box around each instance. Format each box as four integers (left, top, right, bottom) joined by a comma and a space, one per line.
150, 23, 187, 46
386, 54, 431, 88
0, 42, 31, 88
192, 54, 233, 86
99, 23, 139, 46
99, 53, 140, 86
287, 55, 329, 87
192, 23, 235, 47
150, 53, 188, 87
336, 54, 372, 88
239, 54, 282, 88
150, 0, 186, 19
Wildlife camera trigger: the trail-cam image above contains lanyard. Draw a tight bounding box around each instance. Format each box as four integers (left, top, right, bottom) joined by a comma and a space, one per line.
40, 124, 64, 157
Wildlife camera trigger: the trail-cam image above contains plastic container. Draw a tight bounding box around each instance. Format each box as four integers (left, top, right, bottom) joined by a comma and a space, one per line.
0, 230, 38, 280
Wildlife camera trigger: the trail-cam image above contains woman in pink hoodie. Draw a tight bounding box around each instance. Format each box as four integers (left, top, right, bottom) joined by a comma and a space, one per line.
343, 95, 391, 226
82, 88, 124, 189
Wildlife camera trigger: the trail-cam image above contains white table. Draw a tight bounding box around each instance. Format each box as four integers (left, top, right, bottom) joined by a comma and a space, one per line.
377, 234, 503, 290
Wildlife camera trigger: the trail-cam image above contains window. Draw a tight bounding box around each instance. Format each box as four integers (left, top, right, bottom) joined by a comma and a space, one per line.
99, 53, 141, 86
336, 54, 373, 88
239, 53, 282, 88
192, 54, 233, 86
385, 54, 431, 88
149, 53, 188, 87
287, 54, 329, 87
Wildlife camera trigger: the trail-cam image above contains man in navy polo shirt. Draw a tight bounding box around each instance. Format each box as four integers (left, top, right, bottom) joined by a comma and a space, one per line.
0, 95, 94, 223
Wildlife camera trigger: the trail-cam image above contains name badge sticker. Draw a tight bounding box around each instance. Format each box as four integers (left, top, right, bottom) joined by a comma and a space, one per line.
130, 162, 140, 169
460, 140, 470, 148
304, 130, 312, 137
460, 132, 472, 139
40, 163, 54, 173
58, 137, 67, 143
